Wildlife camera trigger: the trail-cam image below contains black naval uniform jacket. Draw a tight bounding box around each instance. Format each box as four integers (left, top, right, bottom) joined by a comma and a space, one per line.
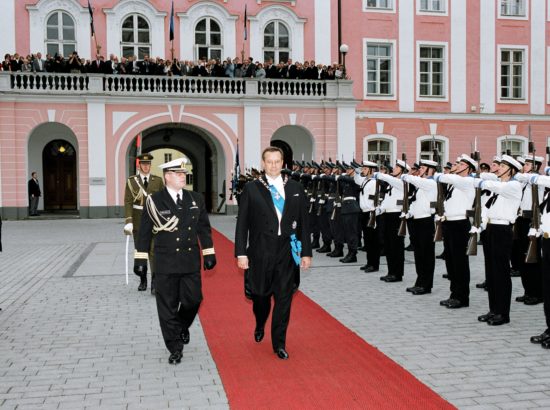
135, 188, 214, 274
234, 176, 313, 297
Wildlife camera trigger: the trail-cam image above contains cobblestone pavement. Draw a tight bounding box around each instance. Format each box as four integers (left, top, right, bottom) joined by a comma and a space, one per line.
1, 216, 549, 409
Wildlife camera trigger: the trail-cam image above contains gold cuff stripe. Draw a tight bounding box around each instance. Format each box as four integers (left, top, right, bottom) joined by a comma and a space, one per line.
134, 251, 149, 260
202, 248, 216, 256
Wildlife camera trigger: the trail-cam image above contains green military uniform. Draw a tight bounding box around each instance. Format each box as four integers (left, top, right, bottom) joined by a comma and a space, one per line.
124, 153, 164, 291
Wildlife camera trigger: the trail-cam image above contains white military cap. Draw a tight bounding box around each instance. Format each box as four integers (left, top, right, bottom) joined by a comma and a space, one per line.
159, 157, 188, 173
396, 159, 411, 172
362, 160, 378, 168
500, 154, 522, 171
492, 155, 502, 163
459, 154, 478, 169
525, 155, 545, 164
419, 159, 438, 168
516, 156, 526, 166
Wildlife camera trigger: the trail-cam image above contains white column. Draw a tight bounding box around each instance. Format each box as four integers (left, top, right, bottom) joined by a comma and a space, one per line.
531, 0, 545, 114
0, 0, 15, 57
337, 104, 356, 161
451, 0, 466, 113
314, 0, 331, 64
398, 0, 414, 112
244, 103, 261, 169
87, 102, 107, 207
480, 0, 496, 114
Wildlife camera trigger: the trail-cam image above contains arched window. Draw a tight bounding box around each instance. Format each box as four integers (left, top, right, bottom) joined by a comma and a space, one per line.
45, 11, 76, 57
366, 139, 392, 162
121, 14, 151, 60
195, 17, 222, 61
263, 21, 290, 63
418, 137, 447, 163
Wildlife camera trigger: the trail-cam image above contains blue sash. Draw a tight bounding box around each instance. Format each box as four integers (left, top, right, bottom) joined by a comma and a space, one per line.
268, 184, 301, 266
268, 184, 285, 214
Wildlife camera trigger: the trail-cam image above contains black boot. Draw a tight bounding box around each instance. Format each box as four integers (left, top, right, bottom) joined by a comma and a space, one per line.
311, 235, 321, 249
137, 275, 147, 291
339, 251, 357, 263
327, 245, 344, 258
316, 243, 332, 253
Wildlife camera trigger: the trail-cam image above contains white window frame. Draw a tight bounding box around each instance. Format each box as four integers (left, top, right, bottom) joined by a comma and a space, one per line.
416, 135, 449, 164
497, 135, 528, 156
263, 20, 291, 64
497, 45, 529, 104
498, 0, 528, 20
362, 0, 396, 14
416, 41, 449, 102
194, 16, 223, 61
363, 38, 396, 100
417, 0, 448, 16
45, 10, 77, 57
363, 134, 397, 164
120, 14, 151, 60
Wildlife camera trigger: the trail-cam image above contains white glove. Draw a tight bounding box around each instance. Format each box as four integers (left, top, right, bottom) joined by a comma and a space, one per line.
469, 226, 482, 234
400, 174, 409, 182
434, 214, 445, 222
373, 172, 380, 180
400, 212, 412, 219
375, 207, 383, 216
529, 175, 539, 185
124, 223, 133, 235
514, 173, 530, 184
474, 179, 484, 189
528, 228, 542, 238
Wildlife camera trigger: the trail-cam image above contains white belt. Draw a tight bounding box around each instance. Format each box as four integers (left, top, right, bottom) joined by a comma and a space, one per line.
488, 218, 510, 225
343, 197, 356, 201
445, 215, 467, 221
385, 209, 401, 214
133, 205, 143, 210
412, 214, 431, 219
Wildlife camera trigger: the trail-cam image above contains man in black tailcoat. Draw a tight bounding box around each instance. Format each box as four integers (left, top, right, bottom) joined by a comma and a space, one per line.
134, 158, 216, 365
235, 146, 312, 360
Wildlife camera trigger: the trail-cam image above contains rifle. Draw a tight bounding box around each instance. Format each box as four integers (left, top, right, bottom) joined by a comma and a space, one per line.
466, 151, 482, 256
432, 139, 444, 241
331, 166, 342, 221
398, 153, 409, 237
525, 139, 541, 263
368, 179, 380, 228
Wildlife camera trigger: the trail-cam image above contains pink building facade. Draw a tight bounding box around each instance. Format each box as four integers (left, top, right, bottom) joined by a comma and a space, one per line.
0, 0, 549, 218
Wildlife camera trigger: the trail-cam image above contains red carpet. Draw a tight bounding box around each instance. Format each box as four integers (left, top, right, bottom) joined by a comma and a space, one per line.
199, 230, 455, 410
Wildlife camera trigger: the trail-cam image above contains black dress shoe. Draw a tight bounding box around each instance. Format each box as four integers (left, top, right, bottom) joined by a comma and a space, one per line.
524, 296, 543, 306
442, 274, 449, 279
436, 252, 445, 260
530, 331, 550, 344
440, 298, 451, 306
168, 351, 183, 364
360, 264, 368, 271
328, 249, 344, 258
487, 314, 510, 326
311, 240, 321, 249
254, 328, 264, 343
365, 266, 379, 273
358, 246, 367, 252
137, 277, 147, 291
406, 286, 421, 293
316, 244, 332, 253
405, 244, 414, 251
274, 348, 289, 360
515, 295, 527, 302
412, 287, 431, 295
181, 329, 190, 345
339, 253, 357, 263
446, 299, 469, 309
384, 275, 402, 283
542, 339, 550, 349
475, 281, 486, 289
478, 312, 495, 322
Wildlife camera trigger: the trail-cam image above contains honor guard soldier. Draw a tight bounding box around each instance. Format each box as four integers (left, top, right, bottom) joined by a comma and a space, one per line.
124, 153, 164, 292
374, 159, 410, 282
476, 155, 522, 326
527, 164, 550, 348
134, 158, 216, 364
316, 162, 335, 253
513, 155, 545, 305
354, 160, 380, 272
436, 154, 477, 308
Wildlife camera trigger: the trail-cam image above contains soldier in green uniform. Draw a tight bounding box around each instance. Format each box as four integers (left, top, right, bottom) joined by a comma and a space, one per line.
124, 153, 164, 292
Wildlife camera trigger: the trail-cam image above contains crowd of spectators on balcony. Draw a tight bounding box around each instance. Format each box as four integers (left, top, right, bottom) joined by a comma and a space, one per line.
1, 52, 345, 80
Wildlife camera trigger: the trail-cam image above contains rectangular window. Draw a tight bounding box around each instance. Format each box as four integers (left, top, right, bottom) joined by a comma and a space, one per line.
366, 44, 392, 96
420, 140, 445, 162
500, 0, 525, 16
366, 0, 392, 9
420, 0, 445, 12
164, 153, 172, 163
366, 139, 392, 163
500, 49, 524, 99
500, 139, 524, 156
419, 46, 445, 97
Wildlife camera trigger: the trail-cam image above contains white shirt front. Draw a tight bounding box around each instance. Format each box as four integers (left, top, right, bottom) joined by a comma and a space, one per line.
438, 174, 476, 219
266, 174, 285, 235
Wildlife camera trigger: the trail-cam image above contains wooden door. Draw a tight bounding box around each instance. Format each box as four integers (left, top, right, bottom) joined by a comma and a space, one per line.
42, 140, 77, 210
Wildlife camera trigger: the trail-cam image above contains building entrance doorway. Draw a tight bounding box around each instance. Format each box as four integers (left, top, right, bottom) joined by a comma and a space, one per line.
42, 139, 78, 210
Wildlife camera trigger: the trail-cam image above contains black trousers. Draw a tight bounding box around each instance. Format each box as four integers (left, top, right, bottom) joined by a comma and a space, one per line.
319, 208, 333, 244
410, 216, 435, 289
383, 212, 404, 278
154, 272, 202, 354
542, 238, 550, 330
364, 213, 380, 269
253, 237, 296, 351
330, 207, 344, 246
309, 209, 320, 238
485, 224, 513, 318
515, 216, 543, 298
443, 219, 471, 303
341, 212, 359, 251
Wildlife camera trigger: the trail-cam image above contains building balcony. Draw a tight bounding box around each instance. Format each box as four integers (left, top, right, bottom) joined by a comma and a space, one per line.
0, 72, 354, 102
